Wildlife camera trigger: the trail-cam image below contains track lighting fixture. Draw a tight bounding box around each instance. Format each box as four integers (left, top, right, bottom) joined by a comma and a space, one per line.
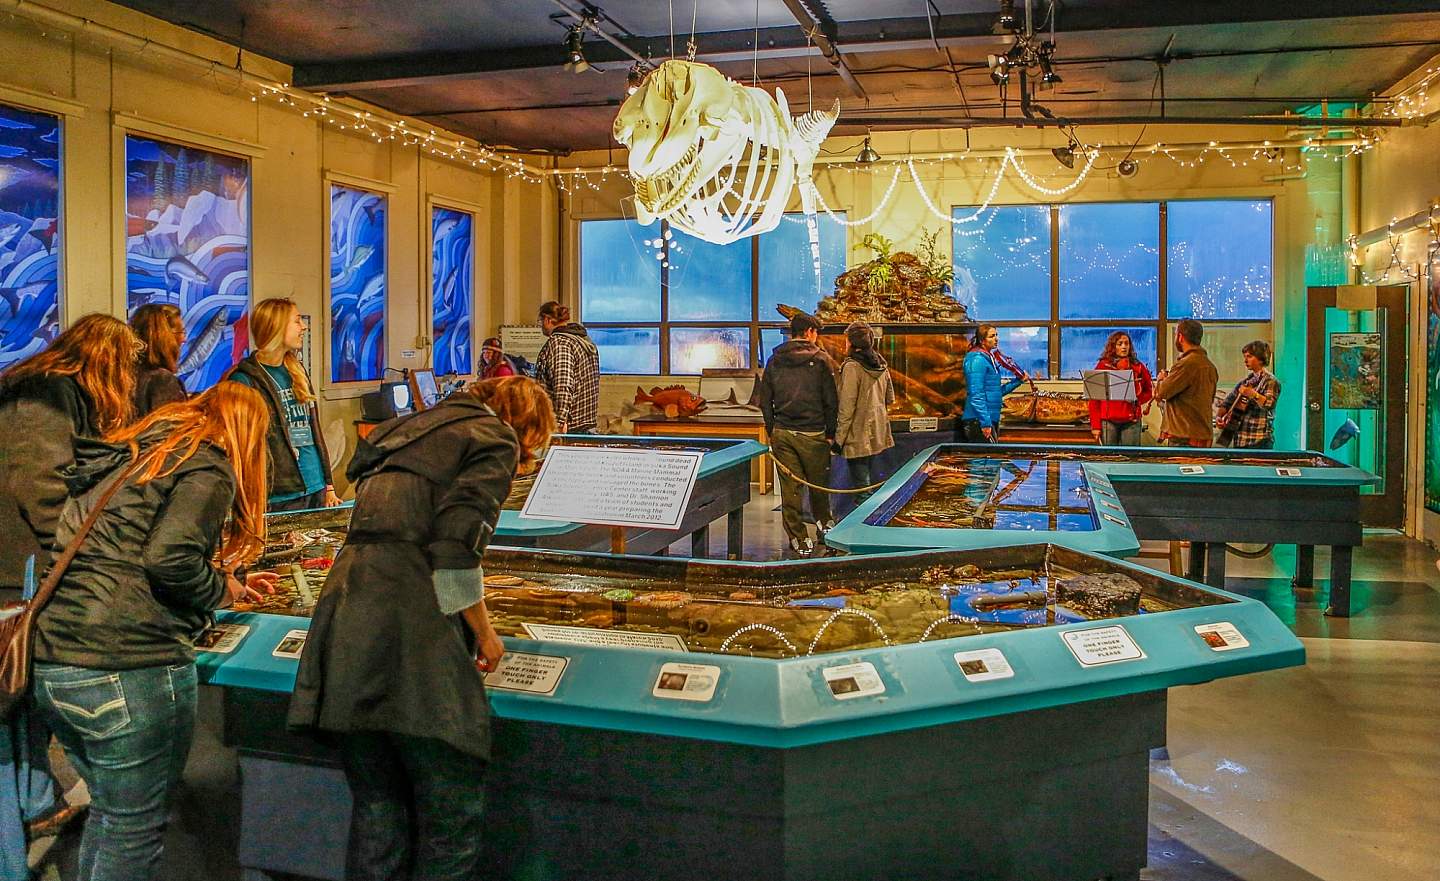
989, 1, 1064, 97
855, 135, 882, 165
987, 53, 1010, 86
1051, 146, 1074, 168
626, 60, 653, 95
993, 0, 1017, 34
562, 24, 590, 74
1117, 158, 1139, 177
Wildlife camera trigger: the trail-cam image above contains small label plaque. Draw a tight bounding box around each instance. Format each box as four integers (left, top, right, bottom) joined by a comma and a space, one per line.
521, 623, 688, 653
1275, 467, 1302, 477
195, 623, 249, 654
1194, 622, 1250, 652
1061, 625, 1146, 667
953, 648, 1015, 682
486, 652, 569, 695
272, 629, 308, 659
908, 417, 940, 433
822, 661, 886, 700
1179, 465, 1206, 475
653, 662, 721, 702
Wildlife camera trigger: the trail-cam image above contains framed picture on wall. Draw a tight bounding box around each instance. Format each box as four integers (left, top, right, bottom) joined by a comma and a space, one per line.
0, 101, 62, 372
123, 133, 251, 392
431, 205, 474, 376
329, 183, 386, 383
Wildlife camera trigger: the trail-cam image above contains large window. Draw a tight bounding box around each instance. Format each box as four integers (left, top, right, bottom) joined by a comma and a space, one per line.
580, 214, 846, 374
953, 200, 1272, 378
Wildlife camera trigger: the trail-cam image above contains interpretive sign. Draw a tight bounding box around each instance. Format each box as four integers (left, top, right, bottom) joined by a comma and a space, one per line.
272, 629, 308, 659
520, 446, 703, 529
652, 662, 721, 702
908, 417, 940, 433
822, 661, 886, 700
1061, 625, 1146, 667
521, 622, 688, 653
1194, 622, 1250, 652
500, 324, 547, 362
486, 652, 569, 695
953, 648, 1015, 683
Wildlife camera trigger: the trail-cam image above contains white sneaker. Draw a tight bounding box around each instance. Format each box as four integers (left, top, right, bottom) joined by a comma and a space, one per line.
789, 537, 815, 558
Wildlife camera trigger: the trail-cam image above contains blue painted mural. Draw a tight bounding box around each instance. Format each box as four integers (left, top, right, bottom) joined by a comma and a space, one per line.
125, 134, 250, 391
330, 184, 386, 382
0, 102, 62, 372
431, 206, 473, 375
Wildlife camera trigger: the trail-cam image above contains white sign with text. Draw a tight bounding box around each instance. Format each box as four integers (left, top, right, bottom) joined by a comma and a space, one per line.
520, 446, 703, 529
1061, 625, 1146, 667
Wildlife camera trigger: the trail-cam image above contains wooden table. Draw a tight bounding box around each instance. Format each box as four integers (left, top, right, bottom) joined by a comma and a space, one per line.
997, 422, 1097, 444
631, 414, 772, 494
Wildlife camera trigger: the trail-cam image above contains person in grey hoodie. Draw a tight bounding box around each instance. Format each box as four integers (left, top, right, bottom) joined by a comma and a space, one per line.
835, 321, 895, 499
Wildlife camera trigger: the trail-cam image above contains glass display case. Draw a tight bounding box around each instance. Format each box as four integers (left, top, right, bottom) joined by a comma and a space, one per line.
817, 322, 974, 420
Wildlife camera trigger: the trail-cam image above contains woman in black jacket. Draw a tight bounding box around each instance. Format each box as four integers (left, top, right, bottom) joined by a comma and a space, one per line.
129, 303, 188, 416
227, 297, 339, 511
31, 382, 277, 881
289, 376, 555, 881
0, 313, 141, 598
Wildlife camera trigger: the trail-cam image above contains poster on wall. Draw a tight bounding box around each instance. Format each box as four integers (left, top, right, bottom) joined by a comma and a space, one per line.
431, 206, 473, 375
124, 134, 250, 392
1427, 274, 1440, 514
0, 102, 62, 372
1328, 332, 1382, 410
329, 184, 385, 382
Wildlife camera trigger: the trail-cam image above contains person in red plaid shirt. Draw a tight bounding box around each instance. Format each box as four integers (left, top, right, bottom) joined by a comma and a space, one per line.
535, 301, 600, 434
1215, 340, 1280, 449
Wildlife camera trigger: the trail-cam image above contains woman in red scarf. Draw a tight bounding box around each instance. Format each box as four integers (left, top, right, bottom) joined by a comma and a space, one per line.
1088, 331, 1154, 446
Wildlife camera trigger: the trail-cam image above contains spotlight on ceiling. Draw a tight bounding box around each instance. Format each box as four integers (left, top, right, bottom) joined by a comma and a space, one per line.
626, 61, 652, 95
1038, 42, 1061, 89
993, 0, 1017, 34
1052, 145, 1075, 168
987, 53, 1010, 86
1117, 158, 1139, 177
562, 24, 590, 74
856, 136, 881, 166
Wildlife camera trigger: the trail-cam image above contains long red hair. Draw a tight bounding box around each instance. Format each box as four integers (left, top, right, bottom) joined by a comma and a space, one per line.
465, 376, 557, 473
106, 381, 270, 565
1, 313, 140, 431
131, 304, 184, 373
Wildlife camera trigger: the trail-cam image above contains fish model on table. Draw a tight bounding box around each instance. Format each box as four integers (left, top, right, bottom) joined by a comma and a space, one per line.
177, 307, 229, 377
635, 385, 707, 418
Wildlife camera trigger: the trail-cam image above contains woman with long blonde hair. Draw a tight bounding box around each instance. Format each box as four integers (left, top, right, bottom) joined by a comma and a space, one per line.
0, 313, 141, 597
290, 375, 555, 881
228, 297, 339, 510
31, 381, 277, 881
130, 303, 188, 416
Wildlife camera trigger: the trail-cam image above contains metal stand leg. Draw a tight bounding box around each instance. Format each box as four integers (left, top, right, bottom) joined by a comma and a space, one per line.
1325, 544, 1354, 617
726, 510, 744, 560
1293, 544, 1316, 589
1186, 541, 1206, 582
1204, 542, 1227, 588
690, 524, 710, 559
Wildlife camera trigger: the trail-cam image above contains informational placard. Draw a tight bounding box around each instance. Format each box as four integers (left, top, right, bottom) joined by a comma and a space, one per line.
822, 661, 886, 700
1099, 500, 1124, 513
1102, 513, 1128, 527
521, 622, 688, 653
195, 623, 249, 654
1179, 465, 1206, 475
272, 629, 308, 659
486, 652, 569, 695
908, 417, 940, 433
1061, 625, 1146, 667
1275, 467, 1302, 477
1194, 622, 1250, 652
500, 324, 547, 362
953, 648, 1015, 682
652, 662, 721, 702
520, 446, 703, 529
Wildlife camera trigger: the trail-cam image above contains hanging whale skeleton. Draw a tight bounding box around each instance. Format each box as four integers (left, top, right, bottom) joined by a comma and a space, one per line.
613, 59, 839, 294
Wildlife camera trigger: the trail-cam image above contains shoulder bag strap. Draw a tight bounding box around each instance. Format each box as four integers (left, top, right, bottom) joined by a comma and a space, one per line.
28, 454, 148, 612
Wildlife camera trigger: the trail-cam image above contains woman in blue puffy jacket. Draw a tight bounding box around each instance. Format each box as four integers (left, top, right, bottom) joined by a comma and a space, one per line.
961, 324, 1027, 442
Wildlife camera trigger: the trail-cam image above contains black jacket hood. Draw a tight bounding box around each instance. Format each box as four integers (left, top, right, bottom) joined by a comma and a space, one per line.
347, 397, 498, 484
770, 339, 830, 368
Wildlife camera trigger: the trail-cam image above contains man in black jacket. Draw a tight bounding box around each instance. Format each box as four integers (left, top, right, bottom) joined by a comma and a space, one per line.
758, 312, 839, 557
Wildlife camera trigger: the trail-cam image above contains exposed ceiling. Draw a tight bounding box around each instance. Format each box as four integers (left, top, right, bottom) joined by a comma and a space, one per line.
110, 0, 1440, 152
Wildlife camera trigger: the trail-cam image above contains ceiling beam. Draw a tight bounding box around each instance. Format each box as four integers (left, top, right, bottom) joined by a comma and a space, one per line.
292, 1, 1440, 92
777, 0, 867, 100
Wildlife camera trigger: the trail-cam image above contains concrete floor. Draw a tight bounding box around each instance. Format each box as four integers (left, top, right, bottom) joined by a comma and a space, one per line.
31, 490, 1440, 881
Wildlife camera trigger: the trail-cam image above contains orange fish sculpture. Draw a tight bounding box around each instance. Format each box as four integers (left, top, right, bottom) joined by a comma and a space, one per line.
635, 385, 707, 418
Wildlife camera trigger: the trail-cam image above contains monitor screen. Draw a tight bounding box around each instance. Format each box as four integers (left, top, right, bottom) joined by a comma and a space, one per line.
388, 381, 412, 412
412, 369, 439, 409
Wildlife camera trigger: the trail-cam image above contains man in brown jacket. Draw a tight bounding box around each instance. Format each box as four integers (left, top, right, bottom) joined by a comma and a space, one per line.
1153, 318, 1219, 446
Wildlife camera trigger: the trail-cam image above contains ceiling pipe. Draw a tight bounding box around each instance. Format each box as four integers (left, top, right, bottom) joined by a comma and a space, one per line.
777, 0, 867, 99
837, 114, 1409, 128
1353, 201, 1440, 247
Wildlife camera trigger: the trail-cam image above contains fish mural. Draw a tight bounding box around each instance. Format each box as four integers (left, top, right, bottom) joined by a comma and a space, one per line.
124, 134, 250, 391
431, 207, 473, 375
0, 102, 61, 372
330, 184, 386, 382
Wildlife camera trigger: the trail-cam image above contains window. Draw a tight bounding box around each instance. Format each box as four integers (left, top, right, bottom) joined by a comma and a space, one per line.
952, 200, 1272, 379
0, 102, 61, 373
580, 213, 846, 374
330, 184, 386, 382
431, 207, 473, 375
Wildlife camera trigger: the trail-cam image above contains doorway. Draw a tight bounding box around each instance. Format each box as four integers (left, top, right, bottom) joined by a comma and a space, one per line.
1305, 285, 1408, 528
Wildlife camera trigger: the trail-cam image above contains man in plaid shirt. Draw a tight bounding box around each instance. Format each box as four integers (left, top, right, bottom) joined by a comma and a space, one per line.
1215, 340, 1281, 449
535, 300, 600, 433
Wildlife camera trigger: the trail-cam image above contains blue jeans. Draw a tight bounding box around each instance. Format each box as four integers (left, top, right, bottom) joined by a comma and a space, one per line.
32, 663, 197, 881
